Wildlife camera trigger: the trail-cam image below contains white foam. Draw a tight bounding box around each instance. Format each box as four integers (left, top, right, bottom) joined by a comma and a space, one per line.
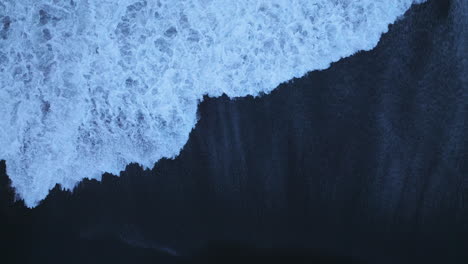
0, 0, 424, 207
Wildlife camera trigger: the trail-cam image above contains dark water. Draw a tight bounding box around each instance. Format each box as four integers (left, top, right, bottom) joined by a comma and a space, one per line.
1, 0, 467, 263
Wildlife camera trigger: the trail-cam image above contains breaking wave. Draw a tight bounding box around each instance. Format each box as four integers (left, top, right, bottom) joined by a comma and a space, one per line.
0, 0, 424, 207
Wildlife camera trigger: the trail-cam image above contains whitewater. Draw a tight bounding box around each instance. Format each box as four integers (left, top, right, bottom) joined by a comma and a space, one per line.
0, 0, 425, 207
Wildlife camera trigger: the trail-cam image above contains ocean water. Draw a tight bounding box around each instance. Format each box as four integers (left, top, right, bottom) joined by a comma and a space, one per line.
0, 0, 425, 207
1, 0, 467, 262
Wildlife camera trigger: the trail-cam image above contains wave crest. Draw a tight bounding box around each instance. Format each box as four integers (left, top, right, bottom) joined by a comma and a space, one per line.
0, 0, 423, 207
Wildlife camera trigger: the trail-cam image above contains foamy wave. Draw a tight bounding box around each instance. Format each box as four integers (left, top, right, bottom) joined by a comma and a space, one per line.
0, 0, 424, 207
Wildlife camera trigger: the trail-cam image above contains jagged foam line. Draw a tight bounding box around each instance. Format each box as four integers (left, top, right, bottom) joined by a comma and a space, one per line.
0, 0, 424, 207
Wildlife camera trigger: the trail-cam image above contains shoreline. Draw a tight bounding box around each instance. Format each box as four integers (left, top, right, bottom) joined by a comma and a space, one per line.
1, 0, 467, 263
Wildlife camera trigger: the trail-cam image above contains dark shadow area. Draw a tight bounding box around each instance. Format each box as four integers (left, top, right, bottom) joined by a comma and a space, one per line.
1, 0, 467, 263
191, 241, 364, 264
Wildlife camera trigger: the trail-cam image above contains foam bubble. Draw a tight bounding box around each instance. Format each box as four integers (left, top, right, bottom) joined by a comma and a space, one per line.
0, 0, 424, 207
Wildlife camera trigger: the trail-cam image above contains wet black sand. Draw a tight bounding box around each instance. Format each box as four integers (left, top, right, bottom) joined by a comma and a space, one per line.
1, 0, 467, 263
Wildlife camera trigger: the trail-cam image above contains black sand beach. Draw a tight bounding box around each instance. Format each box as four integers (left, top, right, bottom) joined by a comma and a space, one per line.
1, 0, 467, 263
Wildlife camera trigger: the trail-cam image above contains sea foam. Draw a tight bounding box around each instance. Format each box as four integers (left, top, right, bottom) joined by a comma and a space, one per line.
0, 0, 424, 207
